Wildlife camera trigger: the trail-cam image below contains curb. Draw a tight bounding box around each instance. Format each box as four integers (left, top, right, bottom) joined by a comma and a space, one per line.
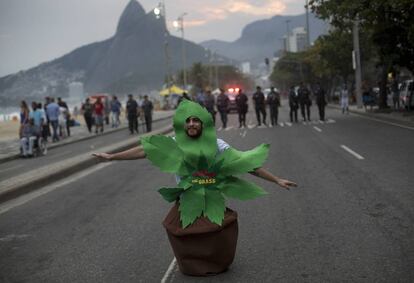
0, 125, 173, 204
0, 114, 173, 164
328, 104, 414, 127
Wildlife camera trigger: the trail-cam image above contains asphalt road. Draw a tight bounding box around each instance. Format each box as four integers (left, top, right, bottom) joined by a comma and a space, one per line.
0, 106, 413, 282
0, 118, 171, 181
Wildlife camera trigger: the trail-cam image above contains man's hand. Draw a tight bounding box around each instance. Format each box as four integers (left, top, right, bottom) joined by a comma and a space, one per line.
275, 178, 297, 190
92, 152, 113, 162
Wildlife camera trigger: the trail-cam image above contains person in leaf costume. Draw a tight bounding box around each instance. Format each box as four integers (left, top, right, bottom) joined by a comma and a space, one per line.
93, 100, 297, 275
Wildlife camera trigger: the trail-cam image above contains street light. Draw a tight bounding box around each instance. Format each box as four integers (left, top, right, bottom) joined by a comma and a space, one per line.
173, 13, 188, 91
153, 1, 172, 93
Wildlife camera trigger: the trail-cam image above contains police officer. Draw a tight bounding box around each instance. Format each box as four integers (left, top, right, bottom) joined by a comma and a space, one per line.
235, 88, 248, 128
216, 89, 229, 129
267, 86, 280, 127
252, 86, 267, 126
314, 83, 327, 121
141, 95, 153, 132
126, 94, 139, 134
288, 86, 299, 123
298, 82, 311, 121
204, 90, 216, 124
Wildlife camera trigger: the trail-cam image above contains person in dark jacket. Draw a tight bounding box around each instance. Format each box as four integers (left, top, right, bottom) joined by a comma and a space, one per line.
235, 88, 248, 128
126, 94, 139, 134
81, 98, 94, 133
314, 83, 327, 121
141, 95, 153, 132
216, 89, 229, 129
252, 86, 267, 126
267, 86, 280, 126
204, 90, 216, 124
288, 86, 299, 123
298, 82, 311, 121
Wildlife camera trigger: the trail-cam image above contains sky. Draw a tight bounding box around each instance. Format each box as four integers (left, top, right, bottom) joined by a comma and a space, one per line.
0, 0, 307, 77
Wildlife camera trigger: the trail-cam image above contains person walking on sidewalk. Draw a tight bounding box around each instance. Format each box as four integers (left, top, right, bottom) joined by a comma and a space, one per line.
298, 82, 311, 121
235, 88, 248, 128
391, 79, 400, 111
110, 96, 122, 128
142, 95, 153, 132
267, 86, 280, 127
340, 84, 349, 114
81, 98, 94, 133
252, 86, 267, 127
288, 86, 299, 123
46, 98, 60, 142
314, 83, 327, 121
216, 89, 229, 129
93, 97, 105, 134
126, 94, 139, 134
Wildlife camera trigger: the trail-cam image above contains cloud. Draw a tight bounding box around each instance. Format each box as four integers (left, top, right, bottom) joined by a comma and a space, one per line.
176, 0, 286, 28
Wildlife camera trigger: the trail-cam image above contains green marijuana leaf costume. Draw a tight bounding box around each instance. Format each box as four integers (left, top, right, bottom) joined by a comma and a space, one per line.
141, 100, 269, 228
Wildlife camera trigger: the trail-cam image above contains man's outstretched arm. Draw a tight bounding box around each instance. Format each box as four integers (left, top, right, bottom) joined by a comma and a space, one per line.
250, 167, 297, 190
93, 146, 146, 161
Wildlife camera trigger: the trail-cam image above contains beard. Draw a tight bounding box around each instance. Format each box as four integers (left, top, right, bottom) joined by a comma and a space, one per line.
185, 127, 202, 138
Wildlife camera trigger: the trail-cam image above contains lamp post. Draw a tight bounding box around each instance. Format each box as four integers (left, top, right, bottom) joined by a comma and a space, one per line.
154, 1, 172, 94
285, 20, 291, 52
173, 13, 188, 91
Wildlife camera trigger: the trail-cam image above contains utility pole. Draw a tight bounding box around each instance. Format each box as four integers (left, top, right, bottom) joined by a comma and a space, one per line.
285, 20, 291, 52
352, 19, 363, 108
305, 0, 311, 48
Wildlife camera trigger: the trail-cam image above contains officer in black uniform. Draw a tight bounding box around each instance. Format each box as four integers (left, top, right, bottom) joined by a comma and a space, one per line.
314, 83, 327, 121
298, 82, 311, 121
126, 94, 139, 134
252, 86, 267, 126
288, 86, 299, 123
267, 86, 281, 126
235, 88, 248, 128
141, 95, 153, 132
216, 89, 229, 129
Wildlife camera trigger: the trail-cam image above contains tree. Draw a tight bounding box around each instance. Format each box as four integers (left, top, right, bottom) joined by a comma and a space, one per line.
309, 0, 414, 108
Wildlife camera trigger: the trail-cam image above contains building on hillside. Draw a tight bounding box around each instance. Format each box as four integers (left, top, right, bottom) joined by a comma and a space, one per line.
284, 27, 308, 53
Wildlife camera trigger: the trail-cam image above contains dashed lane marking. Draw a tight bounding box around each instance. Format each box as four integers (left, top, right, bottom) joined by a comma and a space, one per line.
313, 126, 322, 132
326, 119, 336, 123
341, 145, 365, 160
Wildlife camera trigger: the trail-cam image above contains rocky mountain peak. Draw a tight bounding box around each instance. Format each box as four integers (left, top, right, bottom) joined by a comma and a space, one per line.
116, 0, 146, 35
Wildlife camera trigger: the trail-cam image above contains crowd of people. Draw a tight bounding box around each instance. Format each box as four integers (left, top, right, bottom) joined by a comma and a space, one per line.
18, 97, 72, 157
80, 94, 153, 135
178, 83, 329, 130
17, 94, 154, 158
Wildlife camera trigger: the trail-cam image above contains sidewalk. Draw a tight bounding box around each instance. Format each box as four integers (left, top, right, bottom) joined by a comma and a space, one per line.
328, 103, 414, 127
0, 111, 174, 163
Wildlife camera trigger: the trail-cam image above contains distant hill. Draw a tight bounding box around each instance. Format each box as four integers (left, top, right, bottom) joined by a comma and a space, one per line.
0, 0, 215, 105
201, 13, 328, 66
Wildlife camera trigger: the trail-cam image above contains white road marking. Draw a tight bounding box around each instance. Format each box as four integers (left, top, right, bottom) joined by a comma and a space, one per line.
0, 164, 23, 173
285, 122, 292, 127
247, 124, 255, 129
161, 258, 177, 283
341, 145, 365, 160
326, 119, 336, 123
302, 122, 307, 125
225, 126, 234, 131
217, 127, 222, 131
278, 122, 284, 127
0, 163, 112, 215
313, 126, 322, 132
241, 130, 247, 138
319, 120, 325, 124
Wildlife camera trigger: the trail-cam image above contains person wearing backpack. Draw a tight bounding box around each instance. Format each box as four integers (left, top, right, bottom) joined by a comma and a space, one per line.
216, 89, 230, 129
